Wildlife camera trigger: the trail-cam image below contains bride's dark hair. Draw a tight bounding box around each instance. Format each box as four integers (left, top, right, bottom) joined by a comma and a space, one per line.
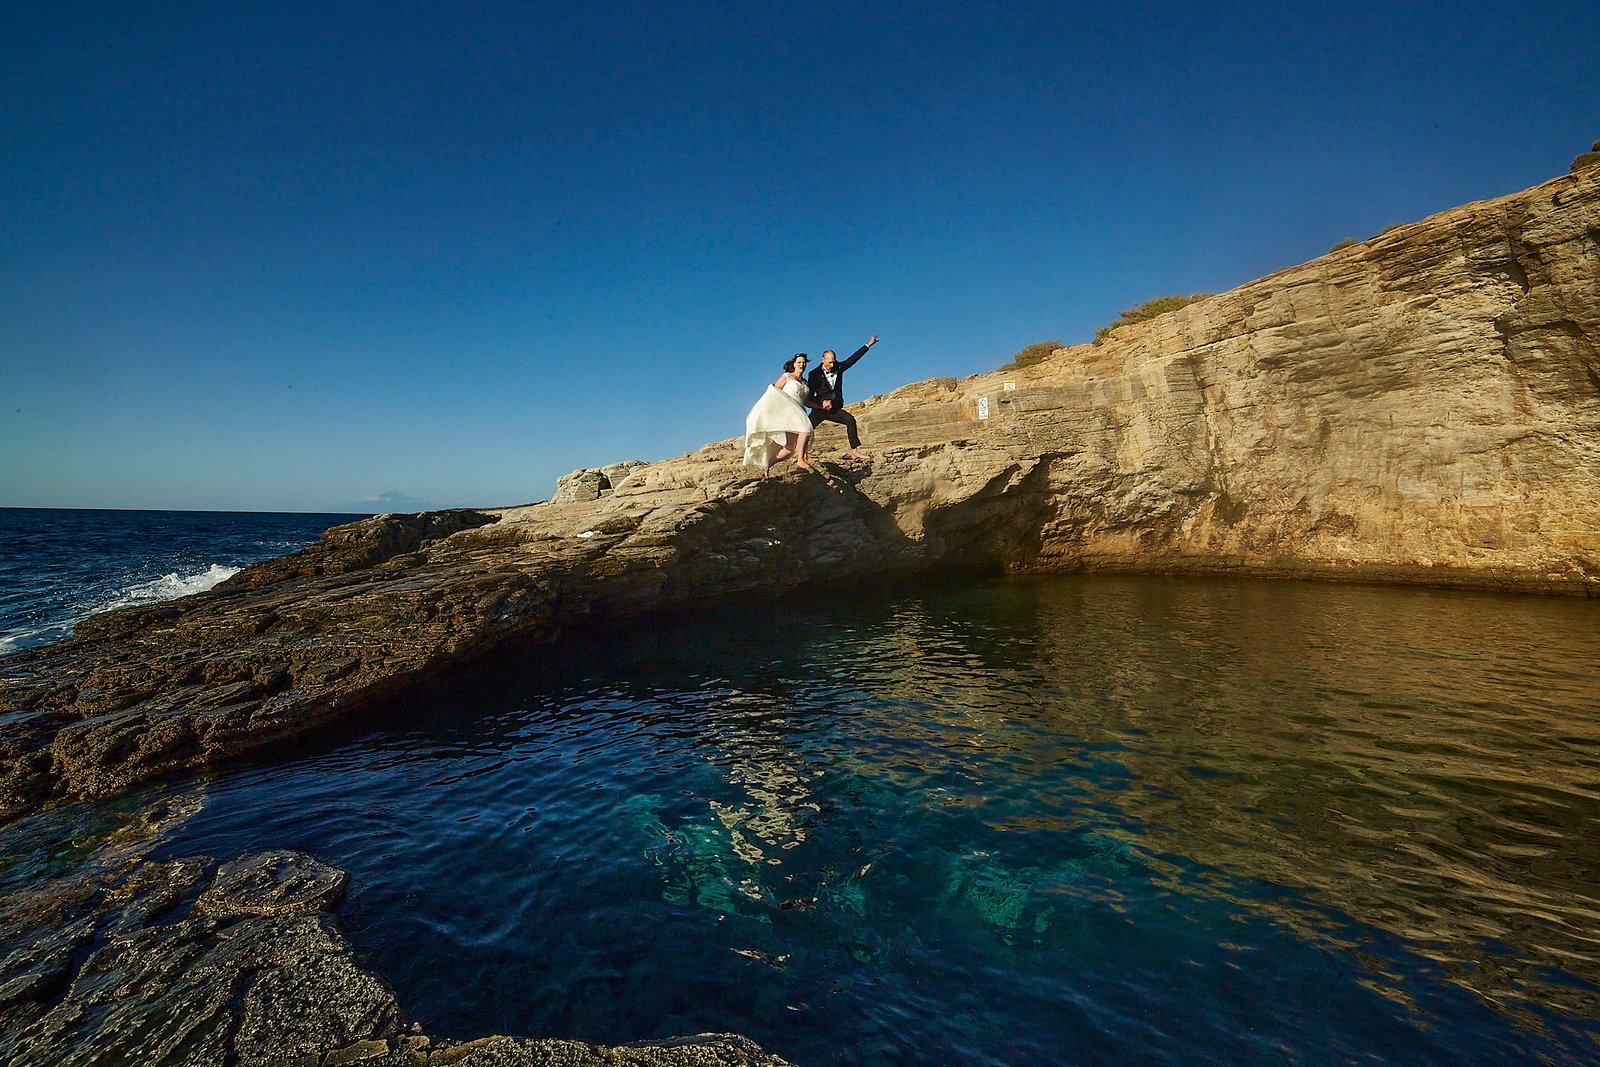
784, 353, 808, 373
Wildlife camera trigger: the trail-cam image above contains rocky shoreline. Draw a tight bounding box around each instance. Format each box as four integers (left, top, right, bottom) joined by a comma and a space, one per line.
0, 159, 1596, 1063
0, 794, 793, 1065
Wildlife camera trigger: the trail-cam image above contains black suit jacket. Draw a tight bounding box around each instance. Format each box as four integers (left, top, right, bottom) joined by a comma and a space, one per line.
806, 344, 870, 409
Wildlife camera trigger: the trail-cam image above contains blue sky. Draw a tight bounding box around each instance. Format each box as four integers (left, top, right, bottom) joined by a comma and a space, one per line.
3, 1, 1596, 513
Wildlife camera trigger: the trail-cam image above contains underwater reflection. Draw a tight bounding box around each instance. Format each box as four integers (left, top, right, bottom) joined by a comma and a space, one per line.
601, 577, 1600, 1028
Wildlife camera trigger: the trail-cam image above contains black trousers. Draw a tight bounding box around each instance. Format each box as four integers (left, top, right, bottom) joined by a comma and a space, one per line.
809, 405, 860, 448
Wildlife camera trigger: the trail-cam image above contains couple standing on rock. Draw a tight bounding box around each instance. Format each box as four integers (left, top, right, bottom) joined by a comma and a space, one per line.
742, 335, 879, 473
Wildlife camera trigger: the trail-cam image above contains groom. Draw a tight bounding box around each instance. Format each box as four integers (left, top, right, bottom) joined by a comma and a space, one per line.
807, 334, 879, 460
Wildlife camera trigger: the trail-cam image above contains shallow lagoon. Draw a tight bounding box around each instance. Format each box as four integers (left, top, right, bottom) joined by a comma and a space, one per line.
68, 576, 1600, 1062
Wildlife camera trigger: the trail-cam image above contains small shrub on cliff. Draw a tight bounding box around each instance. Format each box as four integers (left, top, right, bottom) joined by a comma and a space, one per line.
1001, 340, 1065, 371
1093, 294, 1211, 343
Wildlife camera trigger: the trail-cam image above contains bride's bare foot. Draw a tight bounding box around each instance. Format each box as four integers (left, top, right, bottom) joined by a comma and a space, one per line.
796, 459, 813, 471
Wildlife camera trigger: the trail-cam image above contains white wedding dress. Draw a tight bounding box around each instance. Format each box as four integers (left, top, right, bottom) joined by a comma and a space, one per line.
743, 378, 812, 470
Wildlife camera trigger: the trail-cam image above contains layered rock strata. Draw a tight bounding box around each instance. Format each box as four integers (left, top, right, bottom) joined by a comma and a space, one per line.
0, 797, 791, 1065
1, 163, 1596, 823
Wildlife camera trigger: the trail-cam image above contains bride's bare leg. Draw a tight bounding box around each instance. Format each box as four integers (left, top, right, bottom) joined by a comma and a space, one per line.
771, 435, 795, 464
795, 432, 813, 470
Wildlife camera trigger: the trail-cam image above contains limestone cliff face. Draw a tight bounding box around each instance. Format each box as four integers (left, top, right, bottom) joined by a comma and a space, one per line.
0, 164, 1596, 818
848, 162, 1599, 587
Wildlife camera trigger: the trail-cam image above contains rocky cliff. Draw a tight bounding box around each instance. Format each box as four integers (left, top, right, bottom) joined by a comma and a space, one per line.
1, 162, 1596, 821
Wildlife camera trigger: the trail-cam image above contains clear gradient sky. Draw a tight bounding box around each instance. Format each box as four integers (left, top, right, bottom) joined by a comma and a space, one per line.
3, 1, 1596, 513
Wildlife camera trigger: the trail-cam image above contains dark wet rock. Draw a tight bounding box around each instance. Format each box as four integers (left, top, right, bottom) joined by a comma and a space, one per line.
425, 1034, 789, 1066
198, 848, 350, 916
221, 510, 504, 592
1, 161, 1597, 824
231, 916, 403, 1064
0, 799, 794, 1066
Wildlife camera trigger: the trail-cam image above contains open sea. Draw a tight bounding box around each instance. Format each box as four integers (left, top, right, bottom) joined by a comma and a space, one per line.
0, 507, 360, 653
2, 509, 1599, 1064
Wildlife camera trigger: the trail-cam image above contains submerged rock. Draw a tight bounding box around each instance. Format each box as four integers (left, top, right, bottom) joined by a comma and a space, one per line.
0, 798, 793, 1066
0, 160, 1596, 824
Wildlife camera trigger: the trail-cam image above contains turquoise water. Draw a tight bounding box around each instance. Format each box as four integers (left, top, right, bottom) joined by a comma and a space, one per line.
20, 575, 1600, 1063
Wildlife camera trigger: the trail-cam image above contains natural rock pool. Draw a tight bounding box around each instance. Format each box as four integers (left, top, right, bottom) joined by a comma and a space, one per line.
31, 575, 1600, 1063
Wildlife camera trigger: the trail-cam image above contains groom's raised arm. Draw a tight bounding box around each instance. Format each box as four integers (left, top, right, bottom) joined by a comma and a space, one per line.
839, 334, 879, 372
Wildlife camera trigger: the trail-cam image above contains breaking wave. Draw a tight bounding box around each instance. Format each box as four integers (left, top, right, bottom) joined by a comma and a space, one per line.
100, 563, 242, 613
0, 509, 344, 656
0, 563, 243, 654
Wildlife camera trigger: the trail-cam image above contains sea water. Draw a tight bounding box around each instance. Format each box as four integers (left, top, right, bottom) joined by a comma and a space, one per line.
0, 508, 358, 652
1, 513, 1597, 1064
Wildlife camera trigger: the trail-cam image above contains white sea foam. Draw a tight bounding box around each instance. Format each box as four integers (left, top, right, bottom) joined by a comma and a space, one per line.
0, 564, 244, 654
101, 563, 242, 614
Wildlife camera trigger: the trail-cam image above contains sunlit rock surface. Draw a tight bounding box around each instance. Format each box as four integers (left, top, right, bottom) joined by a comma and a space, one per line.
1, 163, 1596, 822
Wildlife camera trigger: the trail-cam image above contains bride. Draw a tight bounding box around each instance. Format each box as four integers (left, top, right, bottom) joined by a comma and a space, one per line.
743, 354, 814, 472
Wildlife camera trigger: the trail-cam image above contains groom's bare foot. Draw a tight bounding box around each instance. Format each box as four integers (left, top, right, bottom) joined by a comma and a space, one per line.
848, 448, 870, 461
